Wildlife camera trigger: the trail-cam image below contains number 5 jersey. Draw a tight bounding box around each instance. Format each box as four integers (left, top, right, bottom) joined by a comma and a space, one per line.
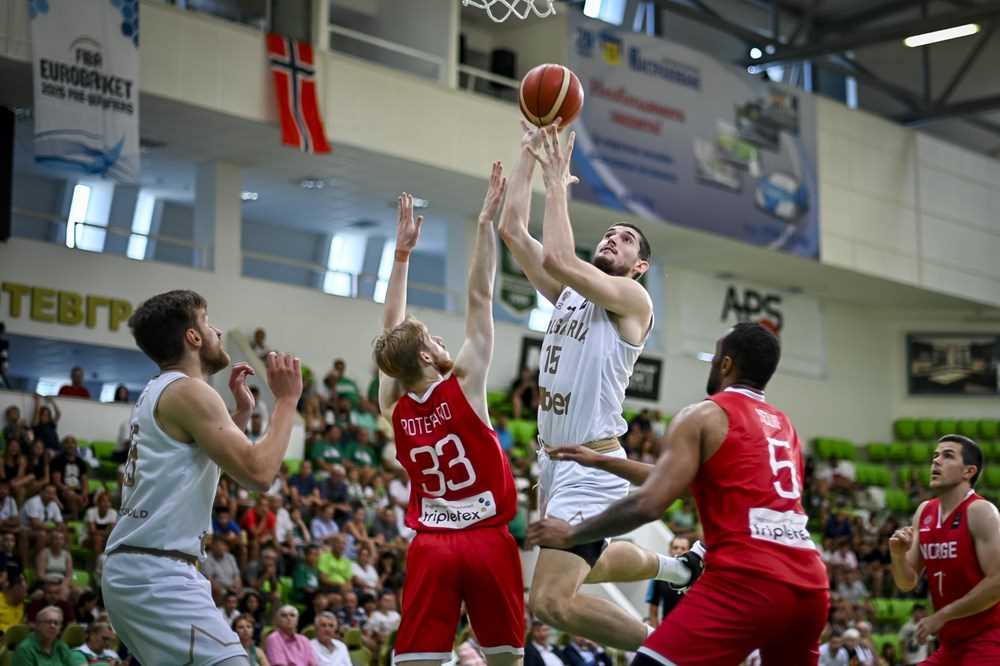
696, 387, 828, 590
391, 374, 517, 532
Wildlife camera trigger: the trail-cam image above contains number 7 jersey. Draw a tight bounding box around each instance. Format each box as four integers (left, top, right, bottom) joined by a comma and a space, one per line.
694, 387, 828, 590
391, 374, 517, 533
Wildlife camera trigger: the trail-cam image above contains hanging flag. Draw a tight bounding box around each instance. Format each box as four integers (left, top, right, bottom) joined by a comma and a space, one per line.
29, 0, 141, 181
266, 34, 332, 154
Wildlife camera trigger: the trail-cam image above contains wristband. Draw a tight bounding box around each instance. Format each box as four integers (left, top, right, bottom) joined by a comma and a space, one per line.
394, 249, 411, 263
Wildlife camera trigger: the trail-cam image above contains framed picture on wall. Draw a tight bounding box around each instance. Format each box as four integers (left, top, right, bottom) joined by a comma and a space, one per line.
907, 333, 1000, 396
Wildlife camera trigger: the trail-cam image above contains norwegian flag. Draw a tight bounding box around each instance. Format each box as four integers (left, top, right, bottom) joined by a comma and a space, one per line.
266, 34, 332, 154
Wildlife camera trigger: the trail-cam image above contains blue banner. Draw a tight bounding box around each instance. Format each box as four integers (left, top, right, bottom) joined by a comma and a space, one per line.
568, 14, 819, 258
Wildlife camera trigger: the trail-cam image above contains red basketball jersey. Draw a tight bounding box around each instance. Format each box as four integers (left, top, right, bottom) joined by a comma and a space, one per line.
392, 375, 517, 533
918, 491, 1000, 645
692, 387, 828, 590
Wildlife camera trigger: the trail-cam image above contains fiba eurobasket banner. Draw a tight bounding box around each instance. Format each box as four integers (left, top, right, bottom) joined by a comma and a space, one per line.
29, 0, 140, 181
568, 14, 819, 258
675, 271, 827, 378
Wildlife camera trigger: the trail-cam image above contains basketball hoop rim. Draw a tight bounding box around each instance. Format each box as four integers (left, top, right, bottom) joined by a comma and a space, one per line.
461, 0, 557, 23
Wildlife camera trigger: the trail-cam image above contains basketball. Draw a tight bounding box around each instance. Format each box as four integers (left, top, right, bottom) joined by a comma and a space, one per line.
519, 64, 585, 128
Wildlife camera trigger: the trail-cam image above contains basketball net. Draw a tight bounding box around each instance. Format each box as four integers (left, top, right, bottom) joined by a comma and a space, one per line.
462, 0, 556, 22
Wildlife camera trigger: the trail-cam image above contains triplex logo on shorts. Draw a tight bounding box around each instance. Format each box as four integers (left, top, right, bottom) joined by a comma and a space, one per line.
748, 507, 814, 550
420, 491, 497, 530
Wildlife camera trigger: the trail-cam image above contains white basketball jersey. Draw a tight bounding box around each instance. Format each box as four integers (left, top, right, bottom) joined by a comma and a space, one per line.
106, 371, 221, 560
537, 287, 651, 447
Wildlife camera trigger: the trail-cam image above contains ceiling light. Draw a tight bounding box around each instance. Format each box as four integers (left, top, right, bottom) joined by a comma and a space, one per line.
240, 191, 259, 201
299, 178, 326, 190
749, 47, 763, 60
904, 23, 979, 48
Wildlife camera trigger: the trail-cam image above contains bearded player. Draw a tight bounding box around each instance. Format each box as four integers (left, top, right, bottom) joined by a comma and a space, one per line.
498, 121, 701, 650
890, 435, 1000, 664
529, 323, 830, 664
373, 166, 523, 666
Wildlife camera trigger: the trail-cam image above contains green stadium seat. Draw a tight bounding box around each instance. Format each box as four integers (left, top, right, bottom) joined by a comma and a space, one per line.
72, 570, 91, 589
872, 633, 900, 657
836, 439, 857, 461
302, 625, 316, 639
854, 463, 872, 485
65, 521, 84, 546
87, 479, 104, 495
893, 419, 917, 442
284, 458, 302, 475
887, 442, 909, 463
936, 419, 958, 437
509, 420, 537, 446
985, 467, 1000, 488
813, 438, 838, 460
958, 420, 979, 439
350, 647, 372, 666
872, 598, 894, 623
885, 489, 909, 513
871, 465, 893, 487
91, 441, 117, 460
916, 419, 937, 440
980, 420, 999, 441
278, 577, 293, 603
622, 410, 638, 423
895, 464, 912, 484
909, 442, 931, 465
61, 623, 85, 648
866, 442, 889, 462
893, 599, 917, 624
344, 628, 364, 650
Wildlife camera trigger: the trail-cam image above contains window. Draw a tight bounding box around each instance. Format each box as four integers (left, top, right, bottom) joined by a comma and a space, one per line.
127, 191, 157, 260
322, 232, 367, 297
35, 377, 66, 397
373, 239, 396, 304
65, 181, 113, 252
65, 184, 91, 250
584, 0, 627, 25
528, 292, 554, 333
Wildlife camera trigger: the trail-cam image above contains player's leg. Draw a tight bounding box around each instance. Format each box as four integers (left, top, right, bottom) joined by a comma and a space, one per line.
757, 585, 828, 665
394, 533, 463, 665
529, 547, 647, 650
102, 552, 249, 665
462, 527, 525, 666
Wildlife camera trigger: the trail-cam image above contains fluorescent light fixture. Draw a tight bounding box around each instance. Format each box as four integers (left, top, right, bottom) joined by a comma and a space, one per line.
240, 191, 259, 201
66, 184, 91, 249
696, 352, 715, 363
904, 23, 979, 48
749, 47, 763, 60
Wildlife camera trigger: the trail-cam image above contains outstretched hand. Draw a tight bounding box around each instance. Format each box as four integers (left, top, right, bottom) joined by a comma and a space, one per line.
525, 120, 579, 189
548, 445, 603, 468
396, 192, 424, 252
526, 517, 575, 549
479, 161, 507, 223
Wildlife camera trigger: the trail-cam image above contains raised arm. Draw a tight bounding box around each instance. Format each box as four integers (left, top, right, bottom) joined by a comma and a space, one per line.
454, 162, 505, 417
377, 194, 424, 414
889, 504, 926, 593
527, 401, 718, 548
162, 353, 302, 492
497, 121, 564, 305
916, 499, 1000, 642
548, 446, 653, 486
528, 124, 652, 331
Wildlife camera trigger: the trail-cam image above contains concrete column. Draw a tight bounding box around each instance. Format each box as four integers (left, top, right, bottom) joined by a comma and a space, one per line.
193, 161, 242, 275
444, 0, 460, 88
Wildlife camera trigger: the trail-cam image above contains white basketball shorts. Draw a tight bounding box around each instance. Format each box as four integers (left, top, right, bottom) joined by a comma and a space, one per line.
102, 551, 249, 665
537, 445, 631, 527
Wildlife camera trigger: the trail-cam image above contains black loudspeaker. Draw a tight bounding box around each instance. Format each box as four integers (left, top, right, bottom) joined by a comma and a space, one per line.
0, 106, 12, 243
490, 48, 517, 89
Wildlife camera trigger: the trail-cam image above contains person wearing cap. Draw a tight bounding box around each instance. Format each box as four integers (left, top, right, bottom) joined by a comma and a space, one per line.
842, 627, 875, 665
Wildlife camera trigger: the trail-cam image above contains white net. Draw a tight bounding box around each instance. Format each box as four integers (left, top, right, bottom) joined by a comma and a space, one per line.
462, 0, 556, 22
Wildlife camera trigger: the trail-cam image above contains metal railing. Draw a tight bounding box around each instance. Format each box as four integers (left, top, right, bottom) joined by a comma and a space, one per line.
328, 24, 448, 85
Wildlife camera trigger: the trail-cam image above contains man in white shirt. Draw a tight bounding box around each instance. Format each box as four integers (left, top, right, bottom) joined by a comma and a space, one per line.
818, 631, 847, 666
271, 495, 294, 545
311, 611, 351, 666
311, 504, 339, 543
526, 621, 564, 666
0, 482, 19, 532
842, 628, 874, 665
899, 604, 930, 664
72, 622, 122, 665
364, 592, 400, 638
19, 484, 62, 565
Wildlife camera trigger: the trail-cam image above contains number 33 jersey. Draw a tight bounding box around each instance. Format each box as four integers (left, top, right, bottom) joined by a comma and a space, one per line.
694, 387, 828, 590
391, 374, 517, 533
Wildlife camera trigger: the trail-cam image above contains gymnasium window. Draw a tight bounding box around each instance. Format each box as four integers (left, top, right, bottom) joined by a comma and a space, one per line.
528, 292, 554, 333
373, 240, 396, 304
126, 191, 157, 261
34, 377, 66, 397
323, 232, 367, 297
65, 181, 113, 253
583, 0, 628, 25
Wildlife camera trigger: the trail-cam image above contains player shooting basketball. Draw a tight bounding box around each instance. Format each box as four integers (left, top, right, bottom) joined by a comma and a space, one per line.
498, 120, 703, 651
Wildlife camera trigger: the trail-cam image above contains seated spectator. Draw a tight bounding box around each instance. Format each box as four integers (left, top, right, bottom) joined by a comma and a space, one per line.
311, 426, 346, 475
15, 605, 73, 664
3, 441, 33, 504
265, 605, 316, 666
70, 621, 121, 665
364, 591, 400, 638
824, 508, 854, 542
836, 570, 869, 603
220, 591, 241, 626
73, 590, 99, 628
326, 359, 360, 409
202, 537, 242, 602
318, 536, 353, 589
289, 461, 322, 507
0, 481, 20, 533
50, 436, 88, 520
293, 545, 322, 605
32, 396, 62, 455
303, 395, 326, 435
525, 620, 561, 666
25, 439, 52, 497
280, 506, 311, 561
83, 490, 117, 556
352, 400, 379, 441
241, 495, 277, 562
311, 503, 339, 543
561, 636, 613, 666
899, 604, 928, 665
112, 385, 129, 403
211, 506, 243, 556
509, 367, 539, 420
494, 415, 513, 452
234, 613, 271, 666
312, 611, 351, 666
335, 591, 367, 629
250, 327, 273, 361
351, 547, 380, 597
58, 367, 90, 399
20, 483, 63, 564
371, 507, 400, 546
0, 532, 23, 581
346, 429, 377, 469
247, 412, 265, 443
819, 630, 845, 666
35, 530, 73, 600
0, 572, 26, 633
27, 579, 75, 624
376, 551, 404, 594
237, 590, 265, 643
841, 627, 874, 665
2, 406, 21, 443
253, 549, 283, 614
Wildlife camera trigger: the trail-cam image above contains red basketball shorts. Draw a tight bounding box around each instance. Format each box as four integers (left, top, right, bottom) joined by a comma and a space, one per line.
394, 526, 525, 662
639, 569, 830, 666
922, 626, 1000, 665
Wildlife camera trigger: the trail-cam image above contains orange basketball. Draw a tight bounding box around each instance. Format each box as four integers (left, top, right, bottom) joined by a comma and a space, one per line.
519, 64, 584, 128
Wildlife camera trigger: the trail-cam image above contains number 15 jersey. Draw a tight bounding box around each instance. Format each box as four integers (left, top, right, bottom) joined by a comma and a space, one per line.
391, 374, 517, 533
693, 387, 828, 590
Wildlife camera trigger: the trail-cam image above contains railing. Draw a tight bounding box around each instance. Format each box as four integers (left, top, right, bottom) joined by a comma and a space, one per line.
457, 64, 520, 102
156, 0, 271, 31
328, 24, 448, 85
